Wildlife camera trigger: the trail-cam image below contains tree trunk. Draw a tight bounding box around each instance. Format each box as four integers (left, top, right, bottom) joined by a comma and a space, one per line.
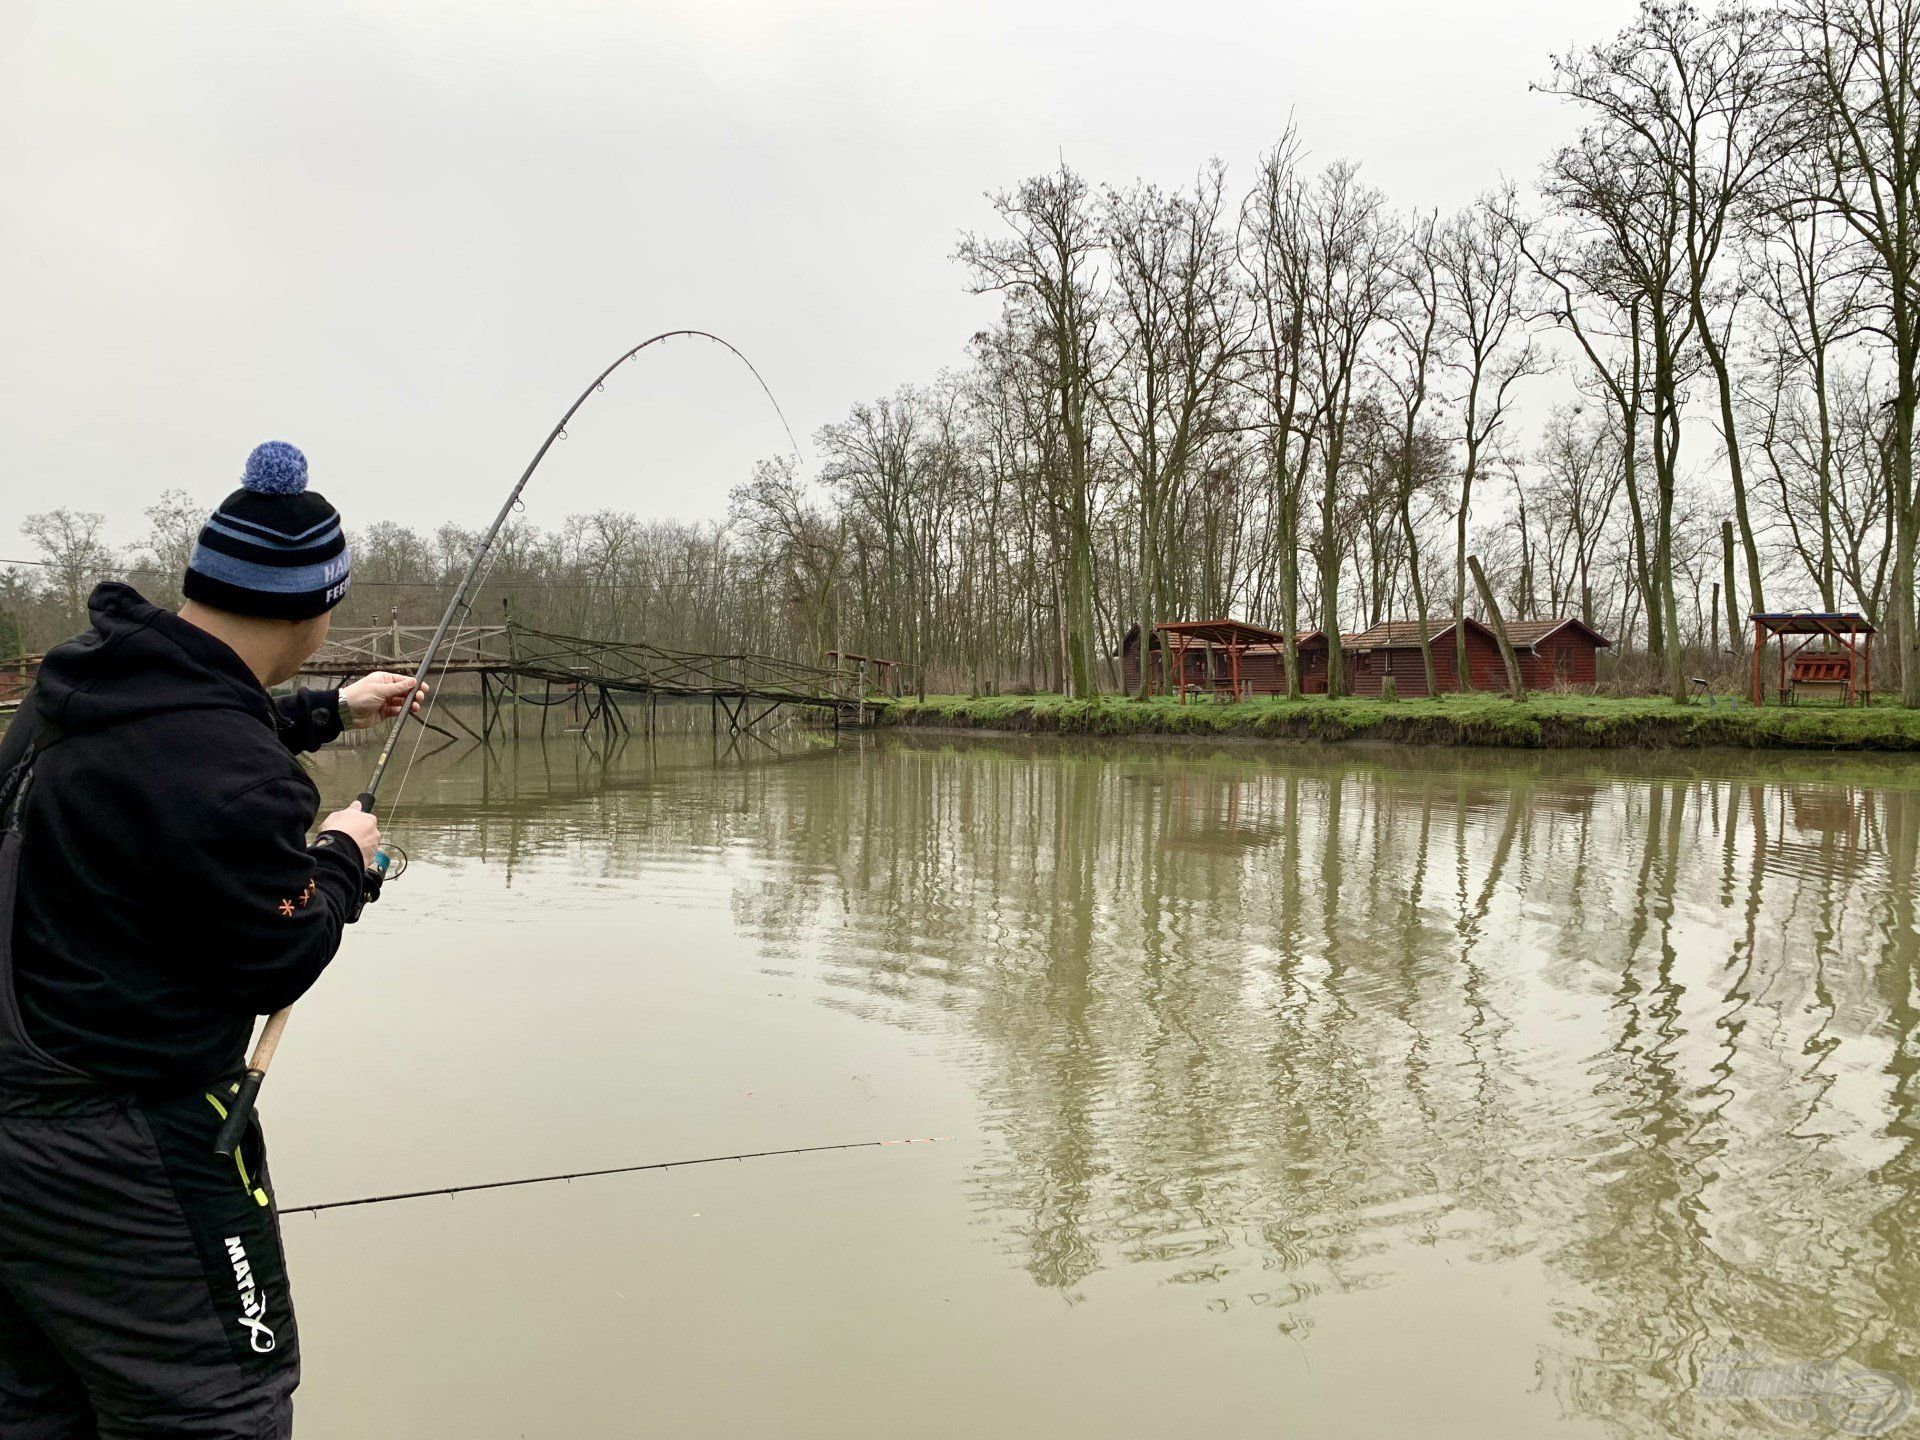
1467, 555, 1524, 701
1401, 502, 1438, 695
1721, 520, 1740, 655
1896, 374, 1919, 705
1320, 448, 1345, 698
1697, 321, 1765, 616
1279, 489, 1301, 698
1453, 458, 1473, 689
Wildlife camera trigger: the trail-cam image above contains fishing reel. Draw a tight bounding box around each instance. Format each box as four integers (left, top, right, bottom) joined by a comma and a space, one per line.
371, 842, 408, 881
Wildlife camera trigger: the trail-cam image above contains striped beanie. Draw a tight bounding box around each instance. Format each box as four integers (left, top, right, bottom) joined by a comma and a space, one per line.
182, 442, 351, 621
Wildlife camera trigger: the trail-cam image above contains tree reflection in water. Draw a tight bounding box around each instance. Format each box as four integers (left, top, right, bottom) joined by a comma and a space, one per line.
340, 731, 1920, 1438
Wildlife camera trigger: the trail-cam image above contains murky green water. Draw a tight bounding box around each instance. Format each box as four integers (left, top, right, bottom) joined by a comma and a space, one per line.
281, 725, 1920, 1439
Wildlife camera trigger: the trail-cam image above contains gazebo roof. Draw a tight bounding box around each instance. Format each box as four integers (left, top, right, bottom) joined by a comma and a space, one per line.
1750, 611, 1877, 636
1152, 619, 1290, 647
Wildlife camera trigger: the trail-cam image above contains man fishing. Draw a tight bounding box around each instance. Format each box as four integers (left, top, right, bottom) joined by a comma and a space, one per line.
0, 441, 421, 1439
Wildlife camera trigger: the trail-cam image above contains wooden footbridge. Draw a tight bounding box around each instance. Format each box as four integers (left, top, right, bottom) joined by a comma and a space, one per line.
298, 622, 895, 742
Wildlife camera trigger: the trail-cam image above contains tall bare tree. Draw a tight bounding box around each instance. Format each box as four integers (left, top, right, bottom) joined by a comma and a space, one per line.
1297, 162, 1400, 695
1782, 0, 1920, 701
1541, 34, 1704, 702
959, 166, 1108, 697
1553, 3, 1789, 621
1436, 192, 1540, 688
1379, 210, 1448, 692
1238, 128, 1319, 695
1100, 163, 1248, 696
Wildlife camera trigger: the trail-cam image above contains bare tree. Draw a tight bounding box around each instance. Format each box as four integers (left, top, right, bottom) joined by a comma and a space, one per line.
1100, 163, 1247, 696
1782, 0, 1920, 701
1238, 128, 1319, 695
1436, 191, 1541, 688
21, 509, 114, 639
1297, 162, 1401, 695
1533, 405, 1629, 624
958, 166, 1108, 696
1378, 210, 1448, 692
1539, 34, 1705, 702
1552, 3, 1789, 620
731, 456, 847, 665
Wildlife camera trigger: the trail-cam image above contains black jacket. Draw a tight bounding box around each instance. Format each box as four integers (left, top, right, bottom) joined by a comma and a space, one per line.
0, 583, 366, 1091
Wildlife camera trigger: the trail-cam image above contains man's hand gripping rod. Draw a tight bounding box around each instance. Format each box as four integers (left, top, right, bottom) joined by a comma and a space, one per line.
208, 702, 419, 1157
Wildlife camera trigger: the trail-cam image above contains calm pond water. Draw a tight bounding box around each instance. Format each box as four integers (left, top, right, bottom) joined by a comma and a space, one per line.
275, 724, 1920, 1439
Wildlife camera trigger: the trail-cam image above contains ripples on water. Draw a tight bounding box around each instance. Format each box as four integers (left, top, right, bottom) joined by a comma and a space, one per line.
327, 729, 1920, 1438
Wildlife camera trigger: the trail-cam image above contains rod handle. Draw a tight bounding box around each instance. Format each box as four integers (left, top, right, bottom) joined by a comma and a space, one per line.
354, 791, 378, 814
213, 1068, 265, 1156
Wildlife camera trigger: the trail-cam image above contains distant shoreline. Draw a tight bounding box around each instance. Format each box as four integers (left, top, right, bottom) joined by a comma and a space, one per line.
874, 693, 1920, 752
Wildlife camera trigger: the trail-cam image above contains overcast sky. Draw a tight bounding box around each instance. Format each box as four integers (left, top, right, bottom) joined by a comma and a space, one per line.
1, 0, 1637, 559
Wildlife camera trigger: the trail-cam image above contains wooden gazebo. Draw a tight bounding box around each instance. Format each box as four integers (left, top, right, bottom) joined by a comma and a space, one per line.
1150, 619, 1289, 702
1749, 611, 1876, 707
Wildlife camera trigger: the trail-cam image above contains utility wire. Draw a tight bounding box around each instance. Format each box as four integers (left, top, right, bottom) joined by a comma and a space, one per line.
282, 1136, 950, 1216
0, 559, 742, 595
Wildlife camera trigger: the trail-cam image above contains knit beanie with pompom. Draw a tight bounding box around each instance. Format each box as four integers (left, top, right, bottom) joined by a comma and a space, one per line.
181, 442, 351, 620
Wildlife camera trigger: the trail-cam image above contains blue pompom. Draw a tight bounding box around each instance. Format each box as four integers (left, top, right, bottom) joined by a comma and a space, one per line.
242, 441, 309, 495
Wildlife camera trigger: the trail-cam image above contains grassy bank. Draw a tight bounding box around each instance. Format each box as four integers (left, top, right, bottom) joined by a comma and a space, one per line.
875, 691, 1920, 751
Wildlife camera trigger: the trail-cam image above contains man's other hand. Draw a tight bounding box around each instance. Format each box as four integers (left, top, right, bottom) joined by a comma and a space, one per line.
319, 801, 381, 867
340, 672, 428, 729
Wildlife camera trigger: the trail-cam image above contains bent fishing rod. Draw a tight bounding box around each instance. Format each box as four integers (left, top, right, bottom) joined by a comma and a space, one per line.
283, 1136, 949, 1215
212, 330, 799, 1158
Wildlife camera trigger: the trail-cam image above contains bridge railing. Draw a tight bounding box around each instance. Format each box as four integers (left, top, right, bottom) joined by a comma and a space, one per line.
303, 624, 864, 705
505, 626, 859, 703
304, 625, 511, 675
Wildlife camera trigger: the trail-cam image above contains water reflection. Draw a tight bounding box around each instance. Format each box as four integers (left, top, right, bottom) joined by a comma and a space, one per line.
320, 730, 1920, 1437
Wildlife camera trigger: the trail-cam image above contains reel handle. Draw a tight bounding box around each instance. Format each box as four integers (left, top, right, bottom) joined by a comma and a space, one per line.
211, 1069, 265, 1158
352, 792, 399, 878
209, 788, 386, 1157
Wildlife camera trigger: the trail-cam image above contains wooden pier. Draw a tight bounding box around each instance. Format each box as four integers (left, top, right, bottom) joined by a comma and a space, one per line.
298, 622, 891, 742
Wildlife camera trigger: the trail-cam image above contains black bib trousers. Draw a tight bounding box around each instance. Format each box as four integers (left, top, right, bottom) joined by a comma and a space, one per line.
0, 760, 300, 1438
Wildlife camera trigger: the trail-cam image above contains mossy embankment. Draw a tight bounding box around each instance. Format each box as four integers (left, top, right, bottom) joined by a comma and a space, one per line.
874, 692, 1920, 751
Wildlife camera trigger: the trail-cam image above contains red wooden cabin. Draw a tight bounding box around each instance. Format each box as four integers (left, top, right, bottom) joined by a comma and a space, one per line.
1341, 616, 1611, 697
1122, 616, 1610, 699
1341, 618, 1504, 697
1504, 618, 1612, 688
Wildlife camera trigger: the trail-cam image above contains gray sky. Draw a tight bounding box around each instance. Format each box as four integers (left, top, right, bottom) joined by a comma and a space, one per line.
1, 0, 1635, 556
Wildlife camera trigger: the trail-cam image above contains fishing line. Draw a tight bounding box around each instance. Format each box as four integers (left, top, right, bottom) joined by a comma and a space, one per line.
211, 328, 805, 1160
283, 1137, 950, 1215
369, 328, 802, 819
383, 528, 509, 829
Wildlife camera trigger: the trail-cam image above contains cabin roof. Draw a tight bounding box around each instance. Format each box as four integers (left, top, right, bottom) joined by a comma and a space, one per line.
1503, 617, 1614, 649
1343, 617, 1496, 652
1343, 615, 1612, 652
